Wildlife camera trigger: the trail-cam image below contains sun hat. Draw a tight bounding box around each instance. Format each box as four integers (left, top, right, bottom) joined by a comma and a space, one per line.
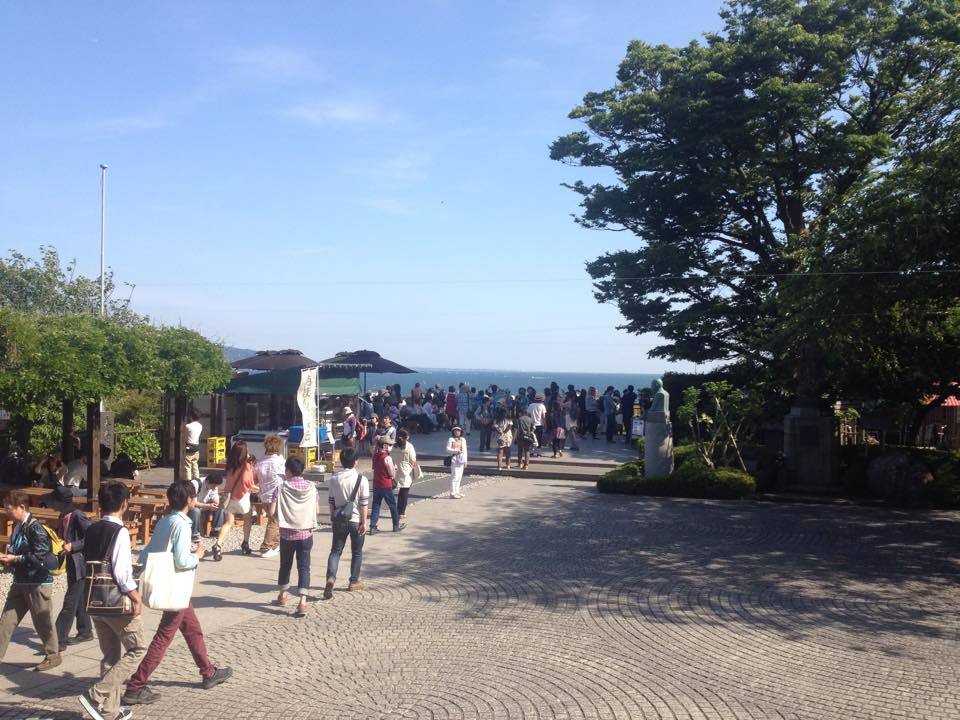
451, 425, 463, 432
343, 406, 353, 414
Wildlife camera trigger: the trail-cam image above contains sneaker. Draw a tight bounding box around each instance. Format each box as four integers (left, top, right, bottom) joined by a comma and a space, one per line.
393, 522, 406, 532
201, 666, 233, 690
34, 654, 62, 672
323, 580, 334, 600
259, 547, 280, 559
78, 690, 105, 720
113, 708, 133, 720
191, 535, 201, 544
75, 632, 95, 643
121, 687, 160, 705
348, 581, 365, 591
367, 527, 379, 535
211, 543, 223, 562
452, 493, 463, 499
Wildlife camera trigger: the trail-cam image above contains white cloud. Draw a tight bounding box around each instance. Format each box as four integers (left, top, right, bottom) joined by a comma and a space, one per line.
219, 45, 321, 83
279, 98, 399, 127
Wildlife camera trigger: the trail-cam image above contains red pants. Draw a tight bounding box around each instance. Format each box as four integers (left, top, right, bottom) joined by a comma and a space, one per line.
126, 604, 214, 691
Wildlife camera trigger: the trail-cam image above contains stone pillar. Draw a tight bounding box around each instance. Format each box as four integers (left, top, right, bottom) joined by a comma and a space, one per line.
644, 410, 674, 477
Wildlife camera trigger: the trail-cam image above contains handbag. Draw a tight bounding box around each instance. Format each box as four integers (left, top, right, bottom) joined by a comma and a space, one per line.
333, 474, 363, 522
85, 559, 134, 616
140, 532, 196, 612
443, 456, 452, 467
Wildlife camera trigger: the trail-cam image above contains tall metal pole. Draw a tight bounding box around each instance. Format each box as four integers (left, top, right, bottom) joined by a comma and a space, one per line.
99, 164, 108, 317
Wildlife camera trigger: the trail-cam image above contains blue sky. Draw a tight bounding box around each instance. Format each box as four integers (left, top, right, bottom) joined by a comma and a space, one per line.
0, 1, 724, 373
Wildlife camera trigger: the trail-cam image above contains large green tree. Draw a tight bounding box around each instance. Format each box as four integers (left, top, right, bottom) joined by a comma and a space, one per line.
0, 246, 145, 324
551, 0, 960, 400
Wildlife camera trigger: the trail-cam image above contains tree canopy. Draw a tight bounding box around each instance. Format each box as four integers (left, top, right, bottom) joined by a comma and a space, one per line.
551, 0, 960, 403
0, 248, 232, 450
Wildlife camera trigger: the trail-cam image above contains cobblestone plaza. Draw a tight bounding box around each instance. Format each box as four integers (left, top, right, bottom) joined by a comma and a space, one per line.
2, 477, 958, 719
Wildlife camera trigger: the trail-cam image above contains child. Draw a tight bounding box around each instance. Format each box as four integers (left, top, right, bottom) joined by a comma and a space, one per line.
272, 456, 319, 618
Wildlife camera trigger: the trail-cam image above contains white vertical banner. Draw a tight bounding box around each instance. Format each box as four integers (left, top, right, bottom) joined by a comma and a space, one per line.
297, 367, 319, 447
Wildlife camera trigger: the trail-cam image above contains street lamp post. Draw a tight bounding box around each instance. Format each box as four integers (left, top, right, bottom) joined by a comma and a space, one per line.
99, 164, 108, 317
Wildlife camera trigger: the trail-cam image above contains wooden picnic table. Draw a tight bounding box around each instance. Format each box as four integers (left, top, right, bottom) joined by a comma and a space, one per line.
125, 496, 168, 546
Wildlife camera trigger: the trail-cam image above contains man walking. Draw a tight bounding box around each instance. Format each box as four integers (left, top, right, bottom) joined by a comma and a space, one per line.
368, 439, 405, 535
122, 482, 232, 705
324, 448, 369, 597
527, 394, 547, 457
47, 485, 93, 652
79, 482, 145, 720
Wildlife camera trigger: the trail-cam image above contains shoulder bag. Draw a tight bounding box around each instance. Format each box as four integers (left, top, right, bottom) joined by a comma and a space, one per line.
333, 475, 363, 522
85, 523, 134, 616
140, 530, 196, 611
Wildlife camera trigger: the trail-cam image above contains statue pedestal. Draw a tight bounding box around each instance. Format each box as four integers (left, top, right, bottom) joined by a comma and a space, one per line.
644, 410, 674, 477
783, 400, 838, 488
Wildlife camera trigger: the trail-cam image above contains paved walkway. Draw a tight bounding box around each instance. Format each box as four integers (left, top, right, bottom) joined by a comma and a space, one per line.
1, 477, 958, 719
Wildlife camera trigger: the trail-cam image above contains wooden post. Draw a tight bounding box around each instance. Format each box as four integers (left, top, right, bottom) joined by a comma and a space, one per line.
61, 399, 75, 462
86, 402, 101, 512
173, 395, 186, 482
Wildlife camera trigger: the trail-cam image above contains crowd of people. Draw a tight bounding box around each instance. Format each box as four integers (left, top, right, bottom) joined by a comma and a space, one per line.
0, 378, 651, 719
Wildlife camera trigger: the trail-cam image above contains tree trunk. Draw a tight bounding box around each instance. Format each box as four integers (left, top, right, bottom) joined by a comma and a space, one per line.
86, 402, 101, 511
173, 395, 186, 482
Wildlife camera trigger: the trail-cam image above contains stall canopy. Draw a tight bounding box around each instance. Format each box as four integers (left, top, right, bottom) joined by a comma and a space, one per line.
319, 350, 416, 391
230, 349, 318, 371
225, 367, 360, 396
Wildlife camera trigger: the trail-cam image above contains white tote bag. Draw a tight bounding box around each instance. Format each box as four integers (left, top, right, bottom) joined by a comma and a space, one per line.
140, 535, 196, 612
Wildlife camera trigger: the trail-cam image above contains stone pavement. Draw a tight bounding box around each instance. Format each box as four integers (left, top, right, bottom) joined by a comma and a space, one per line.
1, 476, 959, 719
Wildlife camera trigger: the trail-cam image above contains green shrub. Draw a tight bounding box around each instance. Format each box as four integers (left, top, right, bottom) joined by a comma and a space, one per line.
597, 457, 755, 499
116, 425, 160, 468
673, 443, 699, 469
631, 436, 645, 456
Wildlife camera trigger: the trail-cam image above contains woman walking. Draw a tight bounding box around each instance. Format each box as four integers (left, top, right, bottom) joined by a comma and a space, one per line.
273, 456, 318, 618
212, 441, 257, 561
491, 408, 514, 471
393, 430, 421, 521
446, 426, 468, 499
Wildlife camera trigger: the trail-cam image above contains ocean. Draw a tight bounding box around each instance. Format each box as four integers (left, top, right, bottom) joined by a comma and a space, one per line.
362, 368, 663, 395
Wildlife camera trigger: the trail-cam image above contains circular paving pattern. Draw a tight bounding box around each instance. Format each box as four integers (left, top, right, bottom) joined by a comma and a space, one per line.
2, 478, 958, 720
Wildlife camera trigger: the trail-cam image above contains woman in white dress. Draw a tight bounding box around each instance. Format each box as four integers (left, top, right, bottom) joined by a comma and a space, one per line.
445, 426, 468, 499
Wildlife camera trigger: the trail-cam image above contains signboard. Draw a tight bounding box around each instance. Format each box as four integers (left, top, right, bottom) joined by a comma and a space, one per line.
297, 367, 319, 448
101, 411, 116, 457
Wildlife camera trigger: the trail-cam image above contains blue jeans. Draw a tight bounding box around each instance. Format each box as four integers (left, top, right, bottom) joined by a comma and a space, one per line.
278, 536, 313, 596
326, 520, 364, 584
370, 487, 400, 530
188, 507, 223, 539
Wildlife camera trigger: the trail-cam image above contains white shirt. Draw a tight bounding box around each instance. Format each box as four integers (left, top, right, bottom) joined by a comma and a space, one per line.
184, 421, 202, 446
528, 402, 546, 427
103, 515, 136, 593
254, 454, 285, 503
327, 469, 370, 524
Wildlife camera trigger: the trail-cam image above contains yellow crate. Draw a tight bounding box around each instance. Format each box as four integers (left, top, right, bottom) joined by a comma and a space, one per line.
287, 445, 318, 466
207, 437, 226, 467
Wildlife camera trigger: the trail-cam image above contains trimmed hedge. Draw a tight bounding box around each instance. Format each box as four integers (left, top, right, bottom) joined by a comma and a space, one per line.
841, 445, 960, 508
597, 456, 756, 500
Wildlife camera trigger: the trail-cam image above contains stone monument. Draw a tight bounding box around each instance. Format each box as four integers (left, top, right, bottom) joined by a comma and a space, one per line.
644, 378, 674, 476
782, 342, 838, 489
